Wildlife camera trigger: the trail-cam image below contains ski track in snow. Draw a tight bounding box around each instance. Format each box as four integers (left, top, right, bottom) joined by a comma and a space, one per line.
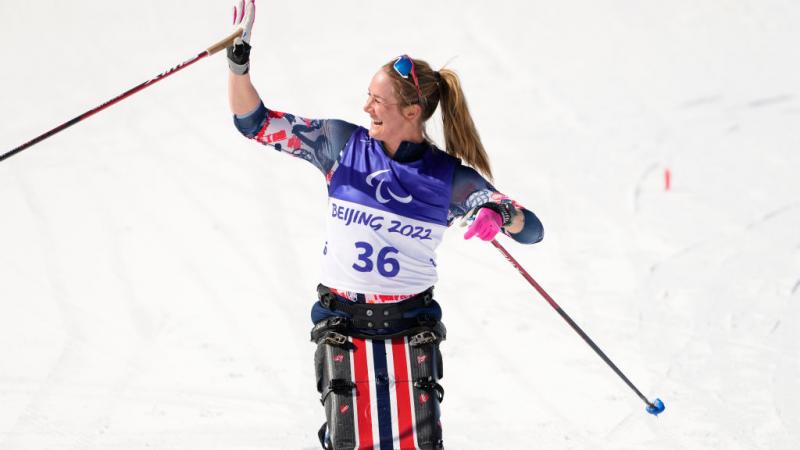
746, 94, 794, 109
748, 203, 800, 231
4, 170, 156, 449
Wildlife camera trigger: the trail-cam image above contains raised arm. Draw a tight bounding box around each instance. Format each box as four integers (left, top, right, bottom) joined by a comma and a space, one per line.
225, 0, 357, 178
229, 72, 261, 116
227, 0, 260, 115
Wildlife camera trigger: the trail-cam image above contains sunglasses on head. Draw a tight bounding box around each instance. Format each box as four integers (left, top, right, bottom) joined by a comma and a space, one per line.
392, 54, 423, 104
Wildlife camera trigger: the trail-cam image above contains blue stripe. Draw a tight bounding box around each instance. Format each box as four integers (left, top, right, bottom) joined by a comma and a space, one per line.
371, 339, 394, 450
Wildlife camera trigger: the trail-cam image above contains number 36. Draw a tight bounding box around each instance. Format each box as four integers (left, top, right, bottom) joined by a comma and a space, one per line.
352, 242, 400, 278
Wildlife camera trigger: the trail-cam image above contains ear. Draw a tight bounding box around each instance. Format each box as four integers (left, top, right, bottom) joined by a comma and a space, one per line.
402, 103, 422, 122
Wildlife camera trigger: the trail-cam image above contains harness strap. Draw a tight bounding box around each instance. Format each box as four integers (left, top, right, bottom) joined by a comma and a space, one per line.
310, 316, 447, 342
320, 378, 356, 405
317, 284, 434, 318
413, 376, 445, 403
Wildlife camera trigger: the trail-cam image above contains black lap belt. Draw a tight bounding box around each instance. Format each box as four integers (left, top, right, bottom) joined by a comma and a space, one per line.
316, 283, 434, 330
310, 316, 447, 342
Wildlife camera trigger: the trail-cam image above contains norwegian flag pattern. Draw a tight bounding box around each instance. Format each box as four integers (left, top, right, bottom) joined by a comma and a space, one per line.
318, 334, 441, 450
348, 336, 438, 450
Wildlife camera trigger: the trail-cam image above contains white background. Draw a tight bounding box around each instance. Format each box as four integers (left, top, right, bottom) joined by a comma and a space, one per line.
1, 1, 798, 448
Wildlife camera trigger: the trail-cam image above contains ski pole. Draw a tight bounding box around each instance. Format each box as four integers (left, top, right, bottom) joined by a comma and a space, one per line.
0, 29, 243, 163
490, 238, 665, 416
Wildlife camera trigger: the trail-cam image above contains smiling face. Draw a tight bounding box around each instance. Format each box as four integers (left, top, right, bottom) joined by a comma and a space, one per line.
363, 69, 422, 153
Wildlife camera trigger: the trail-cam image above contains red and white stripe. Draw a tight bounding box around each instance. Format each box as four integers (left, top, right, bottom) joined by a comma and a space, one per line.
349, 336, 420, 450
351, 337, 373, 449
392, 336, 418, 449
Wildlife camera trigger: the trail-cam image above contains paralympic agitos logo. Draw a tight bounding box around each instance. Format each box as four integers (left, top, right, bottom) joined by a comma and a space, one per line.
366, 169, 412, 204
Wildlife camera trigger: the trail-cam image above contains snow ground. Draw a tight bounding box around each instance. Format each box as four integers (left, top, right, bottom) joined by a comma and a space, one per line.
1, 1, 798, 448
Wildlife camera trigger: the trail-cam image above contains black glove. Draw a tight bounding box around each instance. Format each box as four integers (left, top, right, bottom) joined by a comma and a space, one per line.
227, 0, 254, 75
227, 40, 251, 75
477, 202, 516, 227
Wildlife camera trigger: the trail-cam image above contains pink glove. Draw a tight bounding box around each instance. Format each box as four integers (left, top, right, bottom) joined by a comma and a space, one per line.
463, 207, 503, 241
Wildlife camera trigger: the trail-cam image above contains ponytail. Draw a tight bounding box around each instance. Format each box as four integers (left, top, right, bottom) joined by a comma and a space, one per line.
437, 69, 493, 181
383, 57, 493, 181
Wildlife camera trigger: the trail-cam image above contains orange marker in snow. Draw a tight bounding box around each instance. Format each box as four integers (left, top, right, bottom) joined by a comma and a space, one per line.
665, 168, 671, 191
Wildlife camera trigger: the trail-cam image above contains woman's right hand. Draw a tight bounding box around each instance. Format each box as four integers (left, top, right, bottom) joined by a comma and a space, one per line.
227, 0, 261, 114
228, 0, 255, 75
232, 0, 255, 45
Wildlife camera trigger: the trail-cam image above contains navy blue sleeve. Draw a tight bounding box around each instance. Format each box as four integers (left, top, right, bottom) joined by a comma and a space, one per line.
234, 101, 358, 178
448, 164, 544, 245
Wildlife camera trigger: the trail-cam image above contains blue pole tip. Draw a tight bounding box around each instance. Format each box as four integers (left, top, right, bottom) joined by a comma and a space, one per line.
646, 398, 665, 416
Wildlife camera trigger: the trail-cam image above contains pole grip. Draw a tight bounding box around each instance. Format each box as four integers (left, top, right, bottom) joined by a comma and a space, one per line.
206, 29, 243, 55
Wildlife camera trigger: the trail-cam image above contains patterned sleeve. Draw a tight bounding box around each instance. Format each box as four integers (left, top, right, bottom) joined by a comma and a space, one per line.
233, 101, 358, 179
448, 164, 544, 244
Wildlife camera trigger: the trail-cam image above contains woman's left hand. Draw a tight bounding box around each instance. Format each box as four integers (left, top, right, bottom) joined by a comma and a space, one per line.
463, 207, 503, 241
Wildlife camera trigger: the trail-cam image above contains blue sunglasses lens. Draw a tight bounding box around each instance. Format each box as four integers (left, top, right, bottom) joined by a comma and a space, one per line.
393, 55, 413, 78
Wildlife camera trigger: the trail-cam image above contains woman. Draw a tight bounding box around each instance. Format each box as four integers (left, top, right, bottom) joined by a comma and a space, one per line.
227, 1, 543, 448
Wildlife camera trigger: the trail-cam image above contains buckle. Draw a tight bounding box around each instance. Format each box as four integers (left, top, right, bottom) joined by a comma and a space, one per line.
310, 316, 352, 342
323, 332, 348, 346
327, 316, 348, 329
413, 376, 445, 402
422, 290, 433, 306
329, 378, 355, 392
320, 378, 356, 405
320, 292, 335, 309
410, 330, 438, 346
317, 284, 336, 309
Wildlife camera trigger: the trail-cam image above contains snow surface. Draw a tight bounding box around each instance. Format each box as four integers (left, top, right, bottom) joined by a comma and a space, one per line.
1, 1, 799, 448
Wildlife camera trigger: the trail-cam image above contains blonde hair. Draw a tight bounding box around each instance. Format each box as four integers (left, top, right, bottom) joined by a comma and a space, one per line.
382, 57, 493, 181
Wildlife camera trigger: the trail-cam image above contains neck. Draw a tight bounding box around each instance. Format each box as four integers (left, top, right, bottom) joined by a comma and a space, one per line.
383, 130, 424, 156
